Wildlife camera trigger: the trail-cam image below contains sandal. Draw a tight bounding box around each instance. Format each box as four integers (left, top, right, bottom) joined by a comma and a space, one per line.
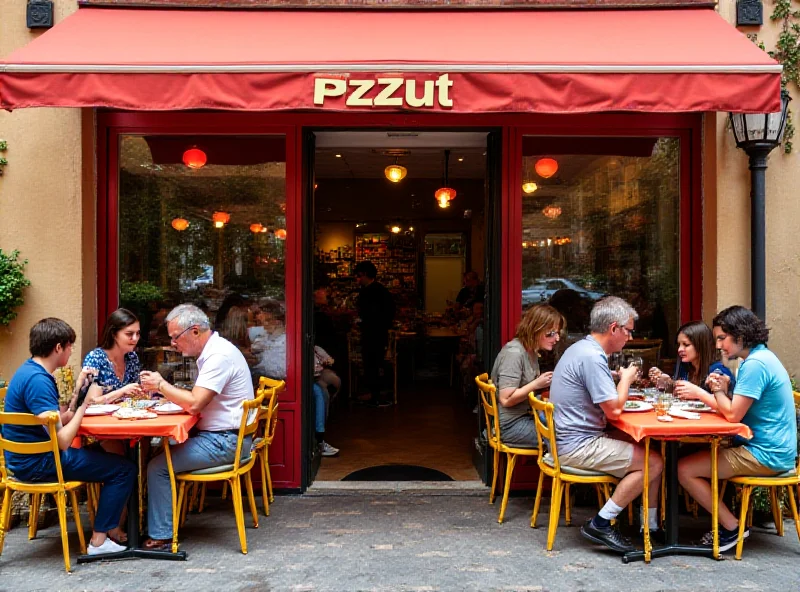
143, 538, 173, 551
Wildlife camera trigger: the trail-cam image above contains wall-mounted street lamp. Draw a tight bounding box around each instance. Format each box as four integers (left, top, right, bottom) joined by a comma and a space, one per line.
728, 88, 791, 320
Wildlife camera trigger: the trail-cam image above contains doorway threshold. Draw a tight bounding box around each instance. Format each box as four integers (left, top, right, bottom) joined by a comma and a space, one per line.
307, 481, 487, 496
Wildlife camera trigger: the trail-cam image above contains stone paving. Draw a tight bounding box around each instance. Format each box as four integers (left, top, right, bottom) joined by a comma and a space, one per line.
1, 489, 799, 591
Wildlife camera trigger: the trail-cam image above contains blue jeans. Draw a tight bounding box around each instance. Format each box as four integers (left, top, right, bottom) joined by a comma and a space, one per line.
146, 431, 250, 540
314, 383, 330, 433
21, 447, 136, 533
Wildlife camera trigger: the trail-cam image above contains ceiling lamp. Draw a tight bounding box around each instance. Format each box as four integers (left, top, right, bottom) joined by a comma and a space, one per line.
535, 157, 559, 179
182, 147, 207, 169
212, 211, 230, 228
522, 182, 538, 194
435, 149, 457, 209
171, 218, 189, 231
250, 223, 267, 234
384, 159, 408, 183
542, 205, 562, 220
274, 228, 287, 240
391, 225, 401, 234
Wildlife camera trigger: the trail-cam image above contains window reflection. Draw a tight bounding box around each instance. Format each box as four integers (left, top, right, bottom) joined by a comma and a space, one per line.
521, 137, 680, 359
118, 135, 287, 384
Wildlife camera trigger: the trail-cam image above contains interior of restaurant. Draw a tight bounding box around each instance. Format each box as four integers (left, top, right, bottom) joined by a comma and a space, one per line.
115, 129, 682, 485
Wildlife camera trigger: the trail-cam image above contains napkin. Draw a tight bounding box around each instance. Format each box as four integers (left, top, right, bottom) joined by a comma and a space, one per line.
668, 407, 701, 420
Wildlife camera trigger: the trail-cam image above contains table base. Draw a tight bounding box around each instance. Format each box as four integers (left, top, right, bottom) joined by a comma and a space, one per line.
622, 544, 718, 564
77, 548, 188, 564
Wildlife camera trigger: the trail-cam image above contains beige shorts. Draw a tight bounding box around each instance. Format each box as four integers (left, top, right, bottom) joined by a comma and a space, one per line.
558, 434, 635, 479
720, 446, 777, 477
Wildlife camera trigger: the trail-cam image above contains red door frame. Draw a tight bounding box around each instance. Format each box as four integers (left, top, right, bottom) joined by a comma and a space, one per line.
96, 110, 702, 491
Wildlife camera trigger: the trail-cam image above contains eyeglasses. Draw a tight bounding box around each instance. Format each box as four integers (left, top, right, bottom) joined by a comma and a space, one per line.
544, 330, 560, 338
169, 325, 197, 343
619, 325, 635, 337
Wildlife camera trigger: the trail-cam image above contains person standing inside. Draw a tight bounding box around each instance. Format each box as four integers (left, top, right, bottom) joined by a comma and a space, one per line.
354, 261, 394, 407
140, 304, 254, 550
550, 296, 664, 554
2, 318, 137, 555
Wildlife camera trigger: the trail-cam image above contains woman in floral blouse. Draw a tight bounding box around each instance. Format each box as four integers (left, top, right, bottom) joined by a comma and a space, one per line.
83, 308, 144, 403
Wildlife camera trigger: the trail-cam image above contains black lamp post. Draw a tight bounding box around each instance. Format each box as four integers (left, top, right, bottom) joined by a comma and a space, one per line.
728, 89, 791, 321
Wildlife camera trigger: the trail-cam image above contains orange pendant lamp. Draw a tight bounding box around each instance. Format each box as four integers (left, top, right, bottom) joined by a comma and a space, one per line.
274, 228, 287, 240
212, 211, 230, 228
171, 218, 190, 231
435, 149, 456, 209
182, 147, 207, 169
249, 223, 267, 234
535, 157, 558, 179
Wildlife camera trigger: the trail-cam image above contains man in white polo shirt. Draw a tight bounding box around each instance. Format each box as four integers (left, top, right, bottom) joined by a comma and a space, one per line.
139, 304, 254, 550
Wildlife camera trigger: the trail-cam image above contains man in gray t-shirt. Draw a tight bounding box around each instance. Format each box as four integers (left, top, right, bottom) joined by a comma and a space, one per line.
549, 296, 664, 555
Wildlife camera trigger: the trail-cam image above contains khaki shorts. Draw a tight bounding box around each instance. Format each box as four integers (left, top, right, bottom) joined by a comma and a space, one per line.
558, 434, 635, 479
720, 446, 777, 477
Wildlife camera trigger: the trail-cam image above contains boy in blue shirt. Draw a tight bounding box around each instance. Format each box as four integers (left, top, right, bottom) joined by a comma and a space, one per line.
3, 318, 136, 555
677, 306, 797, 552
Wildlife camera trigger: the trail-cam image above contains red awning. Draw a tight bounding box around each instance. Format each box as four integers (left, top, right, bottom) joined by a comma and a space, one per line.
0, 8, 781, 113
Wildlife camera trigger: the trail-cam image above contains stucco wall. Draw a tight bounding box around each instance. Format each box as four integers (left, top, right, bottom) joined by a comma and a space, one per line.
713, 0, 800, 377
0, 0, 94, 381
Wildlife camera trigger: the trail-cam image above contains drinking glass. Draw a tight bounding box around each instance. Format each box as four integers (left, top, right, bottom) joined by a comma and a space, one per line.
653, 396, 670, 418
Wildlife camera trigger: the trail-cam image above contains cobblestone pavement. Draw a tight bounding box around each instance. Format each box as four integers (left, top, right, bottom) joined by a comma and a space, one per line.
1, 491, 799, 591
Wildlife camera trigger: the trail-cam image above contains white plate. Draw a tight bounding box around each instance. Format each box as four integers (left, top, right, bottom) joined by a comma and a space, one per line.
153, 403, 184, 414
674, 401, 714, 413
623, 401, 653, 412
668, 407, 702, 420
84, 404, 120, 416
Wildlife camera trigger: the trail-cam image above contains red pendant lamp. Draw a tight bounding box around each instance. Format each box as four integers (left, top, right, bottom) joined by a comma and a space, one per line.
212, 211, 230, 228
274, 229, 287, 240
535, 157, 558, 179
171, 218, 189, 231
182, 147, 207, 169
435, 149, 456, 209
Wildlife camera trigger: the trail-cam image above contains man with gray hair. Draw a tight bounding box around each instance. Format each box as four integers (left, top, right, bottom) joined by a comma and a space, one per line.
550, 296, 664, 554
140, 304, 254, 550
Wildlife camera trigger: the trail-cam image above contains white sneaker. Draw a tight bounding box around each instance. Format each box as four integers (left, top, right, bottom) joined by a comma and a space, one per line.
321, 441, 339, 457
87, 537, 127, 555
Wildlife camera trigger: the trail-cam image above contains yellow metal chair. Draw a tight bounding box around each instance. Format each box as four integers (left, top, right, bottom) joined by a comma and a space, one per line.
474, 373, 540, 524
253, 377, 284, 515
528, 394, 621, 551
0, 412, 87, 572
723, 391, 800, 560
165, 388, 266, 554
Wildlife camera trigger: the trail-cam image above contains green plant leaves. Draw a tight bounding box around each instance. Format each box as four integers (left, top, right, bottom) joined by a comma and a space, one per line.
0, 249, 31, 326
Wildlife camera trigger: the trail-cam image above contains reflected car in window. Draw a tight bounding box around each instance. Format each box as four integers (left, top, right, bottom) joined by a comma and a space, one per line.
521, 278, 605, 306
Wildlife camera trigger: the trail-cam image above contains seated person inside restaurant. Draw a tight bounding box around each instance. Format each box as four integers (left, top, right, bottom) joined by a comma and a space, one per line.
140, 304, 254, 550
2, 318, 137, 555
550, 296, 664, 554
314, 345, 340, 457
250, 300, 287, 381
648, 320, 735, 397
490, 304, 563, 447
454, 271, 485, 313
677, 306, 797, 552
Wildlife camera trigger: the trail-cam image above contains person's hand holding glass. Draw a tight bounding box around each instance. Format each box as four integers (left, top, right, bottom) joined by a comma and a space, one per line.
704, 370, 731, 396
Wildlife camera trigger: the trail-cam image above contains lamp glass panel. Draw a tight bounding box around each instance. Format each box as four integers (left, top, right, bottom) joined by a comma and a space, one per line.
118, 134, 288, 380
744, 113, 767, 141
731, 114, 747, 145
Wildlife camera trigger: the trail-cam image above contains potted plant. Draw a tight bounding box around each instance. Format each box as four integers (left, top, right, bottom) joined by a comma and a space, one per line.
0, 249, 31, 326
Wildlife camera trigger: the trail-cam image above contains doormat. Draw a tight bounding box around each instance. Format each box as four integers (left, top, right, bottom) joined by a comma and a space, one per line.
342, 464, 454, 481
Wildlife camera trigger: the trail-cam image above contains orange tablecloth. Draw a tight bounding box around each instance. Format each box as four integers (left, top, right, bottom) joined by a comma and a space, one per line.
610, 410, 753, 442
79, 413, 198, 443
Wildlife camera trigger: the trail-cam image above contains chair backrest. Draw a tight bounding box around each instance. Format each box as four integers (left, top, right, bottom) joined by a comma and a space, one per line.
257, 378, 285, 444
528, 394, 561, 473
232, 389, 267, 471
475, 373, 502, 446
793, 391, 800, 472
0, 411, 64, 484
0, 387, 6, 480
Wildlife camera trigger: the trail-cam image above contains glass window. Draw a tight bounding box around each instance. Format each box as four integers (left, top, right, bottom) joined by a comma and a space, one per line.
117, 135, 287, 385
520, 137, 680, 358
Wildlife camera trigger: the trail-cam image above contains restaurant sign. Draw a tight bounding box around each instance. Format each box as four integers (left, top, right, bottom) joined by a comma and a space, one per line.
313, 74, 454, 109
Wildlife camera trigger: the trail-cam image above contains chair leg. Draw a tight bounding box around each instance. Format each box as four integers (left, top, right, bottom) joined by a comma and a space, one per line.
69, 490, 87, 554
221, 481, 228, 500
266, 458, 275, 504
189, 482, 200, 513
595, 484, 604, 510
564, 483, 572, 526
498, 453, 518, 524
770, 487, 785, 537
198, 484, 207, 514
489, 449, 500, 505
785, 485, 800, 545
719, 480, 728, 505
230, 477, 248, 554
55, 491, 72, 573
735, 486, 752, 560
260, 452, 270, 517
244, 472, 259, 529
531, 471, 545, 528
546, 478, 564, 551
393, 362, 398, 405
85, 484, 96, 529
0, 488, 12, 556
28, 493, 41, 540
173, 482, 187, 555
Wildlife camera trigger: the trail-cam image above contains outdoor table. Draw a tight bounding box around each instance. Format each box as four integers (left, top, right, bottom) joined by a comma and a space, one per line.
610, 409, 752, 563
75, 412, 198, 563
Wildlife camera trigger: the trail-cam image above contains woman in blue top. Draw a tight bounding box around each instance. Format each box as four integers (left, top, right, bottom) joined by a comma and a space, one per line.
649, 320, 735, 397
677, 306, 797, 552
83, 308, 144, 403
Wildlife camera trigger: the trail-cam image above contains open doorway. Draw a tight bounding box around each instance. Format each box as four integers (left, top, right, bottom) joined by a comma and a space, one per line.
309, 131, 490, 482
